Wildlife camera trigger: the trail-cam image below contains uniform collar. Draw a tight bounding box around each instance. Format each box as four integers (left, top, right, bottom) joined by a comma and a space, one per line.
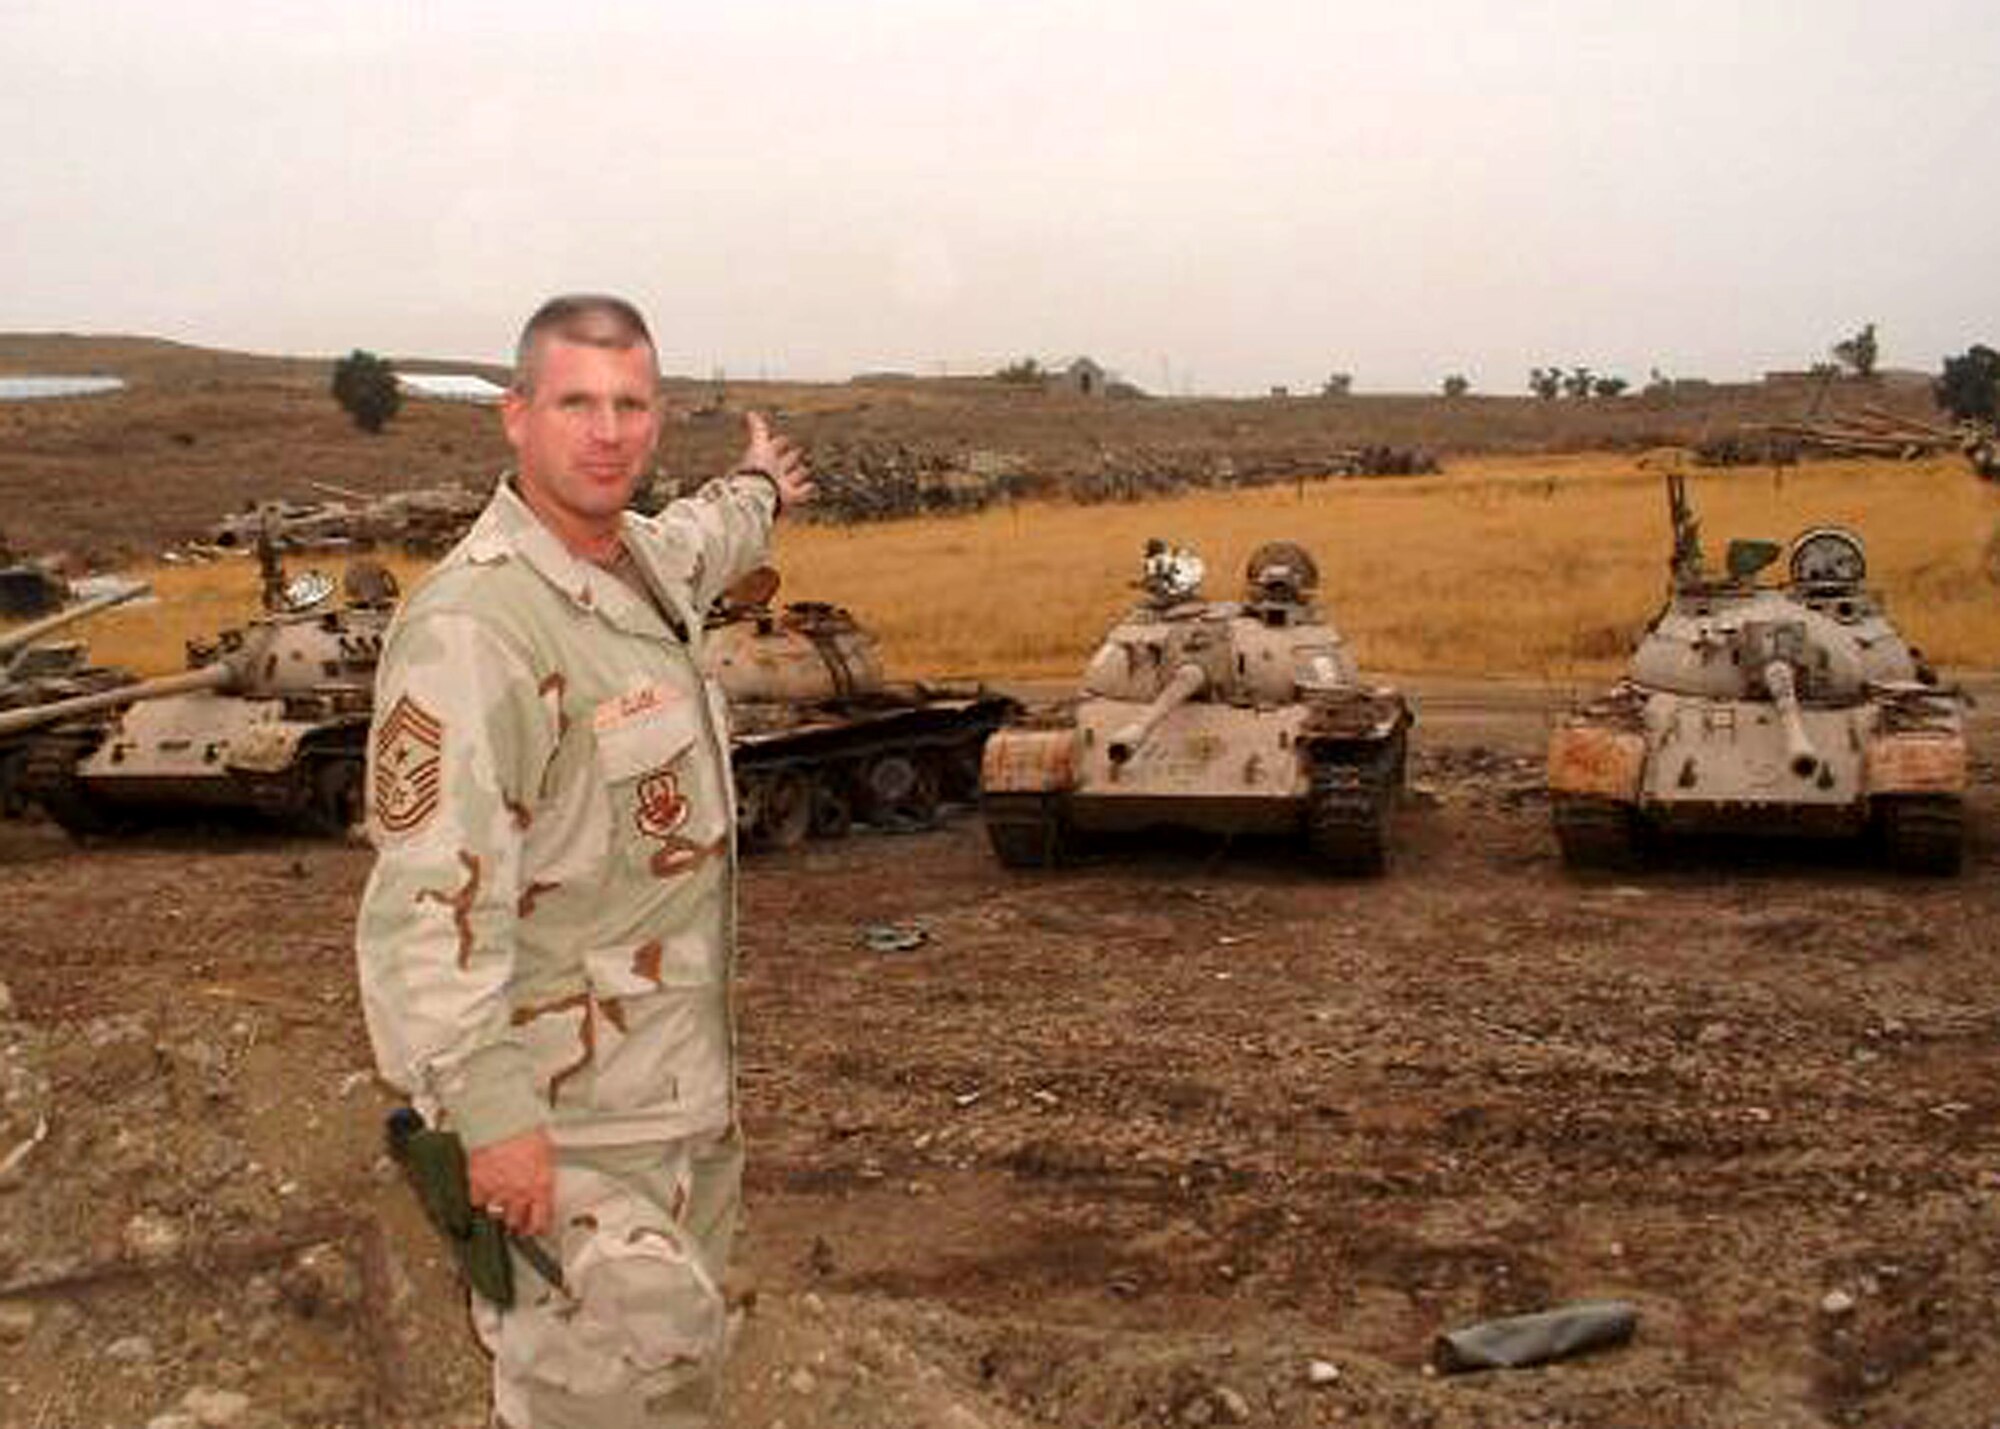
468, 477, 692, 642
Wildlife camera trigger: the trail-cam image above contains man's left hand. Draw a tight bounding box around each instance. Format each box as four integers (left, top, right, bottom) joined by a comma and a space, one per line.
739, 411, 815, 513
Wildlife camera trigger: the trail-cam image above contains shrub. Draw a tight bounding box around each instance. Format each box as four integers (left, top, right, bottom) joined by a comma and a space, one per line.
332, 350, 402, 433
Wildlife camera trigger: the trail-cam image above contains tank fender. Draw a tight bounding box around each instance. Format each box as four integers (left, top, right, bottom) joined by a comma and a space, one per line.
981, 726, 1080, 794
1547, 723, 1646, 802
1300, 686, 1411, 742
1865, 733, 1966, 795
226, 721, 313, 775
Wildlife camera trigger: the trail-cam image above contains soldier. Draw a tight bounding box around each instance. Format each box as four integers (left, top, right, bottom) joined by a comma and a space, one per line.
356, 294, 813, 1426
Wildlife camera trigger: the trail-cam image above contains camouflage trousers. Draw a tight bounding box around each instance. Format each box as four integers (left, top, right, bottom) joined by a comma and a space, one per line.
476, 1127, 743, 1429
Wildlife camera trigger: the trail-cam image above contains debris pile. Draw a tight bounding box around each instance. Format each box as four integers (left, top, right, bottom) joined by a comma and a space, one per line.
1698, 406, 1996, 475
792, 441, 1035, 523
202, 480, 490, 556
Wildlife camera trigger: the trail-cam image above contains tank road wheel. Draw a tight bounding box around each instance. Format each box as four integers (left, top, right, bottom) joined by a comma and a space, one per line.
1551, 794, 1642, 871
982, 792, 1069, 869
858, 752, 941, 832
20, 728, 113, 836
1878, 794, 1963, 876
0, 747, 28, 819
1305, 739, 1401, 876
754, 769, 815, 850
809, 773, 854, 841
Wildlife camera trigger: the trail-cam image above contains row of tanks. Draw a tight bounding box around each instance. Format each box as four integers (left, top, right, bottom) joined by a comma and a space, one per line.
0, 473, 1973, 876
972, 473, 1969, 877
0, 540, 1016, 844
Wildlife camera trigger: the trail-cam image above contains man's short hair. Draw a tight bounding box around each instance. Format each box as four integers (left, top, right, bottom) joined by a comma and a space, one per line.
512, 294, 656, 395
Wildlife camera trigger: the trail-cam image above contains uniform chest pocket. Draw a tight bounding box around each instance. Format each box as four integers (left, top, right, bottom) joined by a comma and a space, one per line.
593, 688, 701, 849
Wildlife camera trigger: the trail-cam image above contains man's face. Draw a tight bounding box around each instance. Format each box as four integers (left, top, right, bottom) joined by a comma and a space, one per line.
502, 336, 662, 541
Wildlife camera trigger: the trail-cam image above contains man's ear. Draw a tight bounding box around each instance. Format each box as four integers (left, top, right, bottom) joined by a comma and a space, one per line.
500, 389, 529, 452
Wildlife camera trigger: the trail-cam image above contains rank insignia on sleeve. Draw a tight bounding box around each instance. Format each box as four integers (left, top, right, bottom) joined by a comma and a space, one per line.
373, 694, 445, 834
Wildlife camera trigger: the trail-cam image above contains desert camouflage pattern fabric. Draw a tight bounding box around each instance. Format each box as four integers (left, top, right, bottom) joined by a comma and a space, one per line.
356, 474, 775, 1151
477, 1131, 743, 1427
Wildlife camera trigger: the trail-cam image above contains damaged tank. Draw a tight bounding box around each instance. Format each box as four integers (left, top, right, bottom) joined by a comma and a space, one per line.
0, 582, 147, 817
979, 540, 1413, 873
1547, 472, 1968, 873
0, 555, 397, 836
700, 568, 1018, 848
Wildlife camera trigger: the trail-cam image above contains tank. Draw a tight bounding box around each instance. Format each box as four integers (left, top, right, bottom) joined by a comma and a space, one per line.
1547, 472, 1968, 873
979, 540, 1414, 873
0, 583, 147, 816
0, 555, 397, 836
700, 568, 1019, 848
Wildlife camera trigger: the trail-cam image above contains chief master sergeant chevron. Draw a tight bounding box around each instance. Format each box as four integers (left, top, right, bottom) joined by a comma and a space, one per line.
356, 293, 813, 1427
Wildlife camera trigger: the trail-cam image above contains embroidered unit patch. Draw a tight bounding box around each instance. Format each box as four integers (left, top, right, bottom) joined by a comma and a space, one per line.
373, 694, 445, 833
633, 769, 690, 840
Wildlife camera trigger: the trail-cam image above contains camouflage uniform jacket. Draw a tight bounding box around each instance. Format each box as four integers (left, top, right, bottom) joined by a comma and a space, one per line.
356, 474, 776, 1151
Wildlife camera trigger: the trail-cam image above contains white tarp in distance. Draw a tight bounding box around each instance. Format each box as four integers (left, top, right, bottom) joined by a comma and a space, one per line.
0, 376, 126, 401
396, 372, 505, 404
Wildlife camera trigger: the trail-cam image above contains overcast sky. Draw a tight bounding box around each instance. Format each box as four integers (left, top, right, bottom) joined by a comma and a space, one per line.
3, 1, 1993, 395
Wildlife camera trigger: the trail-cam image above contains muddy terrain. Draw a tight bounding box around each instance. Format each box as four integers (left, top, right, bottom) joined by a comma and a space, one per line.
2, 679, 1997, 1428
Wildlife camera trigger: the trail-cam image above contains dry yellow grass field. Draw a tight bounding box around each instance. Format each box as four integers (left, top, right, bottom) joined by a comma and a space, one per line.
768, 452, 2000, 681
23, 453, 1998, 685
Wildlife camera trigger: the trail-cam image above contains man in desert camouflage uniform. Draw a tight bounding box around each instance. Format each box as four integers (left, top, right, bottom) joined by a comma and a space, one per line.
356, 294, 812, 1427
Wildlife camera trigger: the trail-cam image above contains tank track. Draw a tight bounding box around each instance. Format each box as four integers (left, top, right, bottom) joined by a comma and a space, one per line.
733, 706, 1008, 848
1877, 794, 1963, 876
1550, 794, 1642, 871
980, 792, 1070, 869
1304, 732, 1404, 876
17, 726, 114, 834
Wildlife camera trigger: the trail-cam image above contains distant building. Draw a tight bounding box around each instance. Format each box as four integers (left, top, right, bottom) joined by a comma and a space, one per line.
1054, 357, 1108, 397
396, 372, 506, 404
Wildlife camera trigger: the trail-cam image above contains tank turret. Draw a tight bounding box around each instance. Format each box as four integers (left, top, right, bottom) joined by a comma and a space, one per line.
0, 582, 149, 817
1106, 663, 1206, 767
3, 558, 396, 835
1, 582, 148, 670
981, 539, 1412, 874
698, 568, 1017, 847
1548, 473, 1967, 872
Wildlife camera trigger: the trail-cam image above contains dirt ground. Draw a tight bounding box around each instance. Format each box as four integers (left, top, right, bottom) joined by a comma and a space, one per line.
4, 341, 1999, 1427
2, 677, 1998, 1429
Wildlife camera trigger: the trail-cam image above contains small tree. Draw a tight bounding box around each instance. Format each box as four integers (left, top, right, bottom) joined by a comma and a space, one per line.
1528, 367, 1562, 400
1831, 322, 1879, 379
332, 350, 402, 433
1441, 373, 1471, 398
1936, 344, 2000, 424
1591, 375, 1629, 399
1561, 365, 1595, 400
994, 356, 1043, 385
1321, 371, 1353, 397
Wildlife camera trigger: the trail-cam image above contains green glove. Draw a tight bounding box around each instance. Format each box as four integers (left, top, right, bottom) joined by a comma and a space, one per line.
385, 1108, 515, 1308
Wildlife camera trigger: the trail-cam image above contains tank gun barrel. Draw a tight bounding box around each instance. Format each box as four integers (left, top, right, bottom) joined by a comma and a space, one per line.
1, 582, 151, 663
0, 662, 233, 738
1107, 662, 1206, 766
1762, 659, 1821, 780
1666, 471, 1703, 585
